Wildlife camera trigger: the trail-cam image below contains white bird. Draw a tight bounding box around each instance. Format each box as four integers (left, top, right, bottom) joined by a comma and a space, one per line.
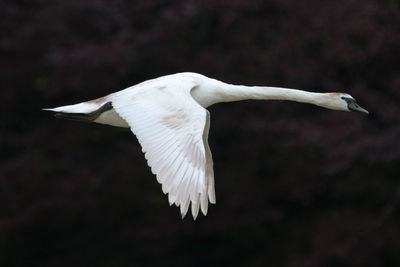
44, 72, 368, 219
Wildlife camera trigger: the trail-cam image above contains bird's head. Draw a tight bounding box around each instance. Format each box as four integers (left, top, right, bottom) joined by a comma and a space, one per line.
320, 93, 369, 114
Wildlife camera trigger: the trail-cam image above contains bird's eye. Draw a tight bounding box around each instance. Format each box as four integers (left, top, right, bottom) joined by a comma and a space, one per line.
341, 96, 346, 100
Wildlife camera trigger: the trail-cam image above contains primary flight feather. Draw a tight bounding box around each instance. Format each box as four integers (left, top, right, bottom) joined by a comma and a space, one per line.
44, 72, 368, 219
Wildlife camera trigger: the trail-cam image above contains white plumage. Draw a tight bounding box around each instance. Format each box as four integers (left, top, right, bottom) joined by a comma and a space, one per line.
44, 72, 368, 219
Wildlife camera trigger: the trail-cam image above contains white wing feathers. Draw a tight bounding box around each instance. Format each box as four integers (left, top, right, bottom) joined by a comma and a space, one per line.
111, 82, 215, 219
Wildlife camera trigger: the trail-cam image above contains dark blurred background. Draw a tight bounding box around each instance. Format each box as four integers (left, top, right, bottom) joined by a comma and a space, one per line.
1, 0, 399, 266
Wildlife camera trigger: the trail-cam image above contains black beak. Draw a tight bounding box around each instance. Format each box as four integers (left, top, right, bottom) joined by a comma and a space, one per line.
342, 97, 369, 115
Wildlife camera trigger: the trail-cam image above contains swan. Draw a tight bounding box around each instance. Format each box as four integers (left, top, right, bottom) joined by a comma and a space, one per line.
44, 72, 368, 219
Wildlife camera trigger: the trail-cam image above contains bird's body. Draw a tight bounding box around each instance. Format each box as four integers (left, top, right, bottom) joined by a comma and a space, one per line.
44, 72, 368, 219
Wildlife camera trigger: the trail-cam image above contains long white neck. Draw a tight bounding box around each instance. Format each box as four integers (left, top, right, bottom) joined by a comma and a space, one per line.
194, 77, 332, 109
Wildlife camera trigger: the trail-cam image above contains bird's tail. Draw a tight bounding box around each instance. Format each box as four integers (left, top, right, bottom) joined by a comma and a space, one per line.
43, 98, 112, 123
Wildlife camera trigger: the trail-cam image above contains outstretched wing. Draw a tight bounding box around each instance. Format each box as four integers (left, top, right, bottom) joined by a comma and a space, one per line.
111, 81, 215, 219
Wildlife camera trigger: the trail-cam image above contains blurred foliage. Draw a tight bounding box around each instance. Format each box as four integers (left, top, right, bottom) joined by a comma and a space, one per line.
1, 0, 399, 266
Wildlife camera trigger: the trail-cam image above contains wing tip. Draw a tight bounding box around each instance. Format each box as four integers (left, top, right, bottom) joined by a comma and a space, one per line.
191, 201, 200, 220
